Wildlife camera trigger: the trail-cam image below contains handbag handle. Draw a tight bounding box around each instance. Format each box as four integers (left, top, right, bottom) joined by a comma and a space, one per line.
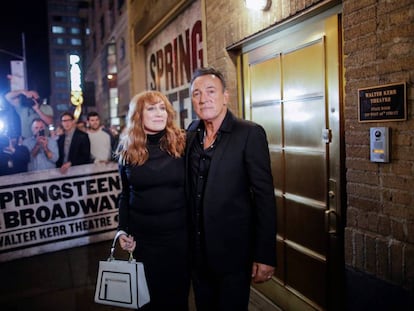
109, 230, 134, 262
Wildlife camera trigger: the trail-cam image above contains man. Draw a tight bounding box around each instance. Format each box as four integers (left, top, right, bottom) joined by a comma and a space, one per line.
22, 118, 58, 171
56, 111, 91, 174
86, 111, 112, 163
5, 89, 53, 139
186, 67, 277, 310
76, 119, 87, 132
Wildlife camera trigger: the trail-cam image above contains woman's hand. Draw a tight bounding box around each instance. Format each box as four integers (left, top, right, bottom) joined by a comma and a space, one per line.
118, 233, 136, 252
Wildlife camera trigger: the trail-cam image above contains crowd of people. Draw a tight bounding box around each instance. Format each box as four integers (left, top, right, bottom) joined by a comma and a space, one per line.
0, 88, 117, 176
1, 67, 278, 310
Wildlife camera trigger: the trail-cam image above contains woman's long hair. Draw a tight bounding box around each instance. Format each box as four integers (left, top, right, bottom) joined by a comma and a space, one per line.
116, 90, 186, 166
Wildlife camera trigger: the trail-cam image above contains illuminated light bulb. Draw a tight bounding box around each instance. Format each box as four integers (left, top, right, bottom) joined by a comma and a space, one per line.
245, 0, 271, 11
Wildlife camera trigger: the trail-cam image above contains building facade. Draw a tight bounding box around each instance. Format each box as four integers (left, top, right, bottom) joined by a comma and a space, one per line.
83, 0, 414, 310
83, 0, 130, 129
47, 0, 87, 122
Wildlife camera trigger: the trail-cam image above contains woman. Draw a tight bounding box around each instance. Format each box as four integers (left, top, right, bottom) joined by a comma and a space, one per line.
116, 90, 189, 310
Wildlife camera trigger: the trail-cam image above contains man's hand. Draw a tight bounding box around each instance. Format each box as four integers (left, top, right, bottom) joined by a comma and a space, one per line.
60, 161, 72, 174
37, 136, 48, 149
251, 262, 275, 283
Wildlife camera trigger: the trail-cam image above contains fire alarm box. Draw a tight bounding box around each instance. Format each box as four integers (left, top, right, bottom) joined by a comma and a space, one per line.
370, 127, 390, 163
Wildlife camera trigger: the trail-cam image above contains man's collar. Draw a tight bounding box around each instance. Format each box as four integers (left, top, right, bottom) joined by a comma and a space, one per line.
196, 109, 233, 134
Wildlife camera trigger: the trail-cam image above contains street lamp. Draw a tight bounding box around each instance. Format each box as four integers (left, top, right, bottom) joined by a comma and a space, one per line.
0, 33, 28, 90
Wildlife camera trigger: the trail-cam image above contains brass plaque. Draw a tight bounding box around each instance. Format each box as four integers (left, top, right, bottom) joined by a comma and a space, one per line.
358, 82, 406, 122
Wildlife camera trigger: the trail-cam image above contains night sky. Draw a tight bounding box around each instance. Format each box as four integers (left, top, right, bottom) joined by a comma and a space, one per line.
0, 0, 49, 98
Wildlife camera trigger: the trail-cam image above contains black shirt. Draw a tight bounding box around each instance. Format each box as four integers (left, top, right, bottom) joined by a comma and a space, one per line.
189, 122, 223, 266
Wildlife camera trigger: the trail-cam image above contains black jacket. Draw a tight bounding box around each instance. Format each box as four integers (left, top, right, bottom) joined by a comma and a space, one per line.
186, 110, 277, 273
56, 129, 91, 167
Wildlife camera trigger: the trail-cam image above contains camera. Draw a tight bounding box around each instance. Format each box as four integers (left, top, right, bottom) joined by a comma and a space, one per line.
38, 129, 45, 137
20, 95, 36, 107
20, 95, 44, 108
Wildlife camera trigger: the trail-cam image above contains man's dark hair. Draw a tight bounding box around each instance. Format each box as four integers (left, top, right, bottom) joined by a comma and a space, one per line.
60, 111, 74, 121
31, 118, 44, 125
87, 111, 100, 120
190, 67, 227, 90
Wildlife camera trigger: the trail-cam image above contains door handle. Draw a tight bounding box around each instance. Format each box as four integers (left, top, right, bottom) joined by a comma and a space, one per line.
325, 209, 337, 234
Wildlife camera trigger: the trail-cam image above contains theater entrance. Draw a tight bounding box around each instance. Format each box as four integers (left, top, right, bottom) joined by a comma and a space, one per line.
238, 6, 344, 311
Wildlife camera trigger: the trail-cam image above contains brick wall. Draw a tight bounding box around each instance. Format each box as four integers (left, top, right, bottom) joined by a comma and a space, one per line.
203, 0, 322, 112
343, 0, 414, 290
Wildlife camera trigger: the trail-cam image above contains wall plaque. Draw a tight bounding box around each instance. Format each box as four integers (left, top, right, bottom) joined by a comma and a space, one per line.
358, 82, 406, 122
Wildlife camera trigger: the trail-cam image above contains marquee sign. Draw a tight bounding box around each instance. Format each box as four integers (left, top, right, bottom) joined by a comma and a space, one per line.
146, 0, 204, 129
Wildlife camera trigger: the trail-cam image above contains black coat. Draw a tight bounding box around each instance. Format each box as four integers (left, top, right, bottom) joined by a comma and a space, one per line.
186, 110, 277, 274
56, 129, 91, 167
0, 145, 30, 176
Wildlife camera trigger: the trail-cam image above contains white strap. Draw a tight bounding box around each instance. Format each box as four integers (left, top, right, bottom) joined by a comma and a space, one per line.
108, 230, 130, 261
112, 230, 128, 248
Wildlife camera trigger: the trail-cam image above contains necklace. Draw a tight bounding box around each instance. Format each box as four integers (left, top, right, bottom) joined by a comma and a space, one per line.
203, 130, 217, 149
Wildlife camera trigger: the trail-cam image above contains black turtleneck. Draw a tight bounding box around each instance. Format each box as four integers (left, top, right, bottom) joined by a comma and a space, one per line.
118, 130, 186, 235
117, 130, 190, 309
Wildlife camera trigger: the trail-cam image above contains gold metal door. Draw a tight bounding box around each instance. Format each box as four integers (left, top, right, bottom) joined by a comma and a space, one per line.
241, 10, 343, 311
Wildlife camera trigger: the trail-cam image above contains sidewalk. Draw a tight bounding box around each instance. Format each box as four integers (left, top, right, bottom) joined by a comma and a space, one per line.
0, 240, 281, 311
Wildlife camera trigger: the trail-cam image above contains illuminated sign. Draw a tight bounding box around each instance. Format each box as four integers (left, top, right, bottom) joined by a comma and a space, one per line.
10, 60, 26, 91
69, 54, 84, 120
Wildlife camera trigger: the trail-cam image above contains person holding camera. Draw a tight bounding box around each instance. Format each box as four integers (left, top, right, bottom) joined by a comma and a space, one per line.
5, 89, 54, 139
22, 118, 59, 171
0, 134, 30, 176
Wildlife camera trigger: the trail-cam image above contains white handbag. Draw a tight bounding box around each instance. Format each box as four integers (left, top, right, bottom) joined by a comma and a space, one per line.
94, 230, 150, 309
